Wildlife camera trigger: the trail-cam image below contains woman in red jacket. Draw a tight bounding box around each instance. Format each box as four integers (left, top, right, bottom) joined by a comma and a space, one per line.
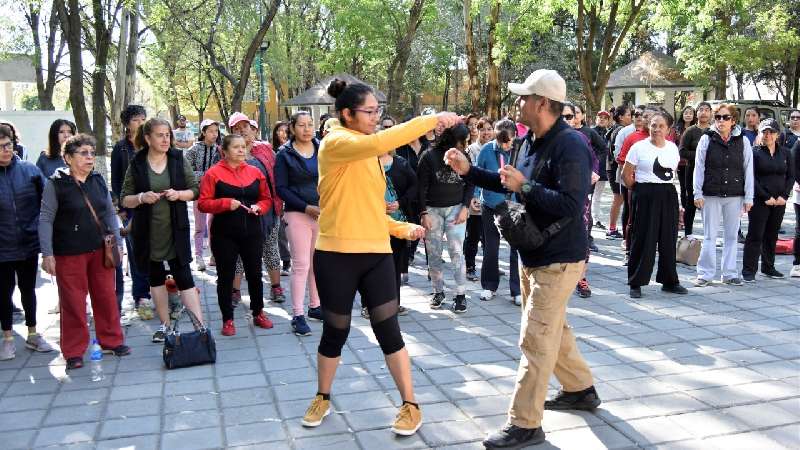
198, 134, 274, 336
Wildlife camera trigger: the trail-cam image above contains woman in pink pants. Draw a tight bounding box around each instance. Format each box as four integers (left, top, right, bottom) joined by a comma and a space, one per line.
275, 112, 321, 336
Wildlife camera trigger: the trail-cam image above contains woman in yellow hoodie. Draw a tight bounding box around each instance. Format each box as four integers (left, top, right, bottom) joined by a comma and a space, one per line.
300, 79, 459, 436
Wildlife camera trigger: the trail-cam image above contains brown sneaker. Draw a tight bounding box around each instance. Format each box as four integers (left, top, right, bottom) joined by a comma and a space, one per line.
301, 394, 330, 427
391, 402, 422, 436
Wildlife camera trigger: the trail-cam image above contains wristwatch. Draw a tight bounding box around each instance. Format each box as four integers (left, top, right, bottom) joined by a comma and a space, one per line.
520, 182, 532, 195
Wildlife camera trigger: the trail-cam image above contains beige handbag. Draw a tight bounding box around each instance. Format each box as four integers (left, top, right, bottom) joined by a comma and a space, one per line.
676, 236, 702, 266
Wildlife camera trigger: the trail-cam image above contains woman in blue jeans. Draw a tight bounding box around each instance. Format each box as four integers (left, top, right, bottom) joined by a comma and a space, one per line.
475, 119, 521, 304
417, 123, 474, 313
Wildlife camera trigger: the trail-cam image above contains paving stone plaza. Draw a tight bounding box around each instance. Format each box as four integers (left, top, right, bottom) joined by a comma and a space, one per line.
1, 201, 798, 449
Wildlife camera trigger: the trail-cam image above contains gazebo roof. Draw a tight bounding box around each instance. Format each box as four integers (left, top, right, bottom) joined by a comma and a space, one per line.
0, 54, 36, 83
607, 52, 695, 90
283, 73, 387, 106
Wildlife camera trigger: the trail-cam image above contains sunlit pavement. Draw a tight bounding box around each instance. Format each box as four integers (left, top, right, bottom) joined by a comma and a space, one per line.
1, 200, 798, 449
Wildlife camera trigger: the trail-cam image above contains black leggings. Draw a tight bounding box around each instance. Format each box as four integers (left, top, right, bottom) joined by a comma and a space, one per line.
463, 214, 483, 270
390, 237, 408, 302
314, 250, 404, 358
211, 231, 265, 321
680, 164, 697, 235
149, 258, 195, 290
0, 256, 38, 331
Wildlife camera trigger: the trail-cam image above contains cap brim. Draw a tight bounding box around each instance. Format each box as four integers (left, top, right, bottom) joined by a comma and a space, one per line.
508, 83, 532, 96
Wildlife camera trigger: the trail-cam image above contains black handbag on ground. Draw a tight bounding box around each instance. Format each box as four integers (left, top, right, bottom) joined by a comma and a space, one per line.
163, 309, 216, 369
493, 131, 572, 252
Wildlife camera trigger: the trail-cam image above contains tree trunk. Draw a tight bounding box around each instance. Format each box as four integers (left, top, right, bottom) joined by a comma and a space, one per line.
124, 4, 139, 106
575, 0, 646, 115
485, 0, 501, 119
463, 0, 480, 112
734, 72, 744, 100
442, 67, 451, 111
91, 0, 111, 154
55, 0, 91, 132
111, 7, 130, 140
386, 0, 426, 118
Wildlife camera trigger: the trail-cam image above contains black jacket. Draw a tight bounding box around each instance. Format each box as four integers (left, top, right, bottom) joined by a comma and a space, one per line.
111, 138, 136, 201
386, 155, 418, 219
0, 157, 43, 262
465, 120, 591, 268
50, 171, 110, 256
417, 146, 474, 209
578, 125, 607, 179
396, 138, 430, 173
128, 149, 192, 269
752, 145, 794, 201
275, 139, 320, 212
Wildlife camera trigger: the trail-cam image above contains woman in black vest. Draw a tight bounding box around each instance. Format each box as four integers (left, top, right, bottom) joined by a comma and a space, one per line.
742, 119, 794, 281
121, 118, 203, 343
692, 104, 754, 286
39, 134, 130, 370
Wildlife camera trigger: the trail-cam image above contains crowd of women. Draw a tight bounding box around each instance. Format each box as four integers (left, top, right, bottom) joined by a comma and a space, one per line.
0, 84, 798, 438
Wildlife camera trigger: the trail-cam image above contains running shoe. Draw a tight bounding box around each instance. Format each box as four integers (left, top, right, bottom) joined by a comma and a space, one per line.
302, 394, 330, 427
391, 402, 422, 436
429, 292, 446, 309
452, 295, 467, 313
25, 334, 53, 353
308, 306, 323, 321
292, 315, 312, 336
222, 319, 236, 336
606, 229, 623, 240
576, 279, 592, 298
253, 311, 274, 329
152, 324, 167, 342
270, 286, 286, 303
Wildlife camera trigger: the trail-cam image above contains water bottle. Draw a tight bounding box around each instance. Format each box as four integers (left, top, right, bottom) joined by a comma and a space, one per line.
89, 339, 104, 381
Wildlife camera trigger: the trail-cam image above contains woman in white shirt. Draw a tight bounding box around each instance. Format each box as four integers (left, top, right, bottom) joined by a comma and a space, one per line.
622, 113, 688, 298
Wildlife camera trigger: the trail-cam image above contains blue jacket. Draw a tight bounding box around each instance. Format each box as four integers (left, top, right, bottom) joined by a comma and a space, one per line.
475, 140, 512, 209
275, 139, 320, 213
465, 120, 591, 268
0, 156, 44, 262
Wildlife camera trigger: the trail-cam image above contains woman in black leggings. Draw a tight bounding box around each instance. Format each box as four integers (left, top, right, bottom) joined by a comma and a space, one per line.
198, 134, 274, 335
300, 78, 459, 436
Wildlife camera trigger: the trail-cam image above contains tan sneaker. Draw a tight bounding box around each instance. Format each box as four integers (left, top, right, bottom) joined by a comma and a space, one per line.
301, 394, 330, 427
391, 402, 422, 436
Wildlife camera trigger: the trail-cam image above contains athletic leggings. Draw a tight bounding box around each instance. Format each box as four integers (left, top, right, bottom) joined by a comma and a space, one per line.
0, 256, 37, 331
211, 230, 265, 321
314, 250, 404, 358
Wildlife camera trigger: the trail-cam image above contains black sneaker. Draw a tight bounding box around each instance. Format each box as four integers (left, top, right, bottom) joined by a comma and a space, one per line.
738, 231, 746, 244
483, 424, 545, 449
452, 295, 467, 313
594, 221, 607, 230
466, 268, 479, 282
152, 324, 167, 343
629, 287, 642, 298
606, 229, 623, 240
545, 386, 601, 411
723, 278, 744, 286
742, 273, 756, 283
762, 268, 785, 279
308, 306, 323, 321
661, 284, 688, 295
429, 292, 445, 309
66, 357, 84, 370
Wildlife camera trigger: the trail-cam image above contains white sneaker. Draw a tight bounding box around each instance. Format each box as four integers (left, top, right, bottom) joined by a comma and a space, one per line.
120, 314, 131, 327
196, 259, 206, 271
0, 339, 15, 360
511, 295, 522, 306
479, 290, 495, 301
791, 265, 800, 278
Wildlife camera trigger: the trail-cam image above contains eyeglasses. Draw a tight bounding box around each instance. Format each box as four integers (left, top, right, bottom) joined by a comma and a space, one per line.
790, 116, 800, 120
714, 114, 733, 121
72, 150, 97, 157
0, 142, 13, 152
562, 114, 575, 120
353, 107, 385, 118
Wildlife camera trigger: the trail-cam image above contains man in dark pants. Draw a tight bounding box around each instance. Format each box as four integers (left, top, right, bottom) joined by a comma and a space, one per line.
446, 69, 599, 449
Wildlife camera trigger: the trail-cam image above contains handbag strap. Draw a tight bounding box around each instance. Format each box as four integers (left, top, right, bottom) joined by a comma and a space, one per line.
73, 176, 108, 235
171, 307, 204, 334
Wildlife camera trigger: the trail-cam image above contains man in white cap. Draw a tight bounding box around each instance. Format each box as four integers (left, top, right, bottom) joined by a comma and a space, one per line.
445, 69, 600, 449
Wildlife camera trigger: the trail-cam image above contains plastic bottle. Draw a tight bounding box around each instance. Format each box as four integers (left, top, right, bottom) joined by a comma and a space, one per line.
89, 339, 104, 381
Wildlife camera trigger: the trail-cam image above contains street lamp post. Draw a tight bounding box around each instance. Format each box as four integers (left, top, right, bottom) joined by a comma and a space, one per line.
256, 44, 269, 140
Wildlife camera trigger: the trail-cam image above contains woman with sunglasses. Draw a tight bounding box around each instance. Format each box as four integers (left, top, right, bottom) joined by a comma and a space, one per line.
39, 134, 130, 369
693, 104, 754, 286
742, 119, 794, 282
780, 109, 800, 149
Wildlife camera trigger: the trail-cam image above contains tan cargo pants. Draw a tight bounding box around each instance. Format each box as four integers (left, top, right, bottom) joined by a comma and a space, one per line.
508, 261, 595, 429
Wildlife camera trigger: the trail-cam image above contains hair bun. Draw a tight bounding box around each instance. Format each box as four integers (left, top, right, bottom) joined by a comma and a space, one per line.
327, 79, 347, 99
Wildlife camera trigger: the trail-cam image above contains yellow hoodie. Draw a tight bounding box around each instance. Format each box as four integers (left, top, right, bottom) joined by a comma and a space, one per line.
316, 115, 438, 253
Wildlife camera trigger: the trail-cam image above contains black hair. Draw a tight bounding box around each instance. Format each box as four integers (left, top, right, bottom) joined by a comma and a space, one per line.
0, 120, 19, 145
494, 119, 517, 144
222, 133, 245, 152
613, 104, 632, 122
381, 115, 396, 125
47, 119, 77, 159
63, 133, 96, 156
327, 79, 374, 120
272, 121, 289, 147
199, 122, 221, 145
433, 123, 470, 152
0, 124, 12, 141
121, 104, 146, 127
696, 101, 712, 112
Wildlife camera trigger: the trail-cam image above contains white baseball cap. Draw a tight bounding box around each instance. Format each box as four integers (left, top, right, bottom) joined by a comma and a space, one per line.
508, 69, 567, 103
